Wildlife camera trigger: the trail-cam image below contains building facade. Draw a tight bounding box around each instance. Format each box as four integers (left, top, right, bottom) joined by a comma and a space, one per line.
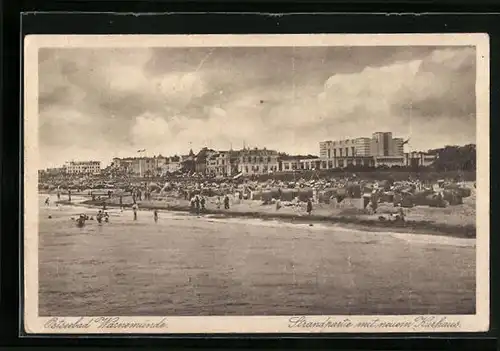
65, 161, 101, 175
392, 138, 405, 156
157, 156, 182, 174
206, 151, 232, 177
319, 138, 359, 159
404, 152, 437, 167
195, 148, 216, 174
111, 156, 168, 177
279, 156, 321, 172
355, 138, 372, 156
319, 132, 408, 168
238, 148, 279, 175
370, 132, 394, 157
373, 156, 405, 168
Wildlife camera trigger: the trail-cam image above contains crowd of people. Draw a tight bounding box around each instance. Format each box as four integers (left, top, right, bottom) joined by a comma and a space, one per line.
42, 171, 474, 229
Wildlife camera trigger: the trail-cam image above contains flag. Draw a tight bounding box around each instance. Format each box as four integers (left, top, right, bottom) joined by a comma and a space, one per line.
137, 149, 146, 153
402, 139, 410, 145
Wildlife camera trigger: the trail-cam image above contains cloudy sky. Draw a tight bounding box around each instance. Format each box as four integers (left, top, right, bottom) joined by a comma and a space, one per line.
38, 45, 476, 168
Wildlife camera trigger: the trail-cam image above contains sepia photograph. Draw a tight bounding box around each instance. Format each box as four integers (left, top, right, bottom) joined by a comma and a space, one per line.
23, 34, 489, 334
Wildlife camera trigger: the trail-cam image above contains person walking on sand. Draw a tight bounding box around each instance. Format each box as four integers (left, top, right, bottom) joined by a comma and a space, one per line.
153, 209, 158, 223
195, 195, 201, 215
132, 203, 139, 220
276, 199, 282, 211
68, 189, 72, 202
216, 196, 221, 209
200, 196, 206, 212
306, 198, 313, 216
224, 194, 230, 210
190, 196, 196, 213
397, 206, 405, 222
57, 190, 61, 201
370, 190, 378, 214
45, 197, 50, 206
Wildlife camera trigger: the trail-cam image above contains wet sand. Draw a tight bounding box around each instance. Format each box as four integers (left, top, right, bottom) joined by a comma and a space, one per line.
69, 193, 476, 239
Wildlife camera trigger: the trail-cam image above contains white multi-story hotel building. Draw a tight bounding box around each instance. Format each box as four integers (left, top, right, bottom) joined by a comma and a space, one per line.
65, 161, 101, 175
319, 132, 414, 168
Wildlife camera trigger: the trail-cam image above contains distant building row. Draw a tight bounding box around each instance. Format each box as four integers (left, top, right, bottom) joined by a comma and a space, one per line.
109, 147, 435, 179
39, 132, 436, 177
109, 148, 281, 177
39, 161, 102, 176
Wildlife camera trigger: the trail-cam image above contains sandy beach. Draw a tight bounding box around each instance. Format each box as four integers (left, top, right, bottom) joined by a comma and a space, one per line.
49, 190, 476, 239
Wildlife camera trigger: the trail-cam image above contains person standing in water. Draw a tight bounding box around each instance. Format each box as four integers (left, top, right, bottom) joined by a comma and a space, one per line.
76, 214, 86, 227
132, 203, 138, 220
153, 209, 158, 223
96, 210, 103, 223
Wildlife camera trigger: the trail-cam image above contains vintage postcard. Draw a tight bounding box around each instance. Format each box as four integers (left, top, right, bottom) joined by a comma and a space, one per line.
24, 33, 489, 334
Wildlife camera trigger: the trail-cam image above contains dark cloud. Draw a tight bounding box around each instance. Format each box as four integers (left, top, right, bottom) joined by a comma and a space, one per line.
391, 46, 476, 121
37, 45, 477, 168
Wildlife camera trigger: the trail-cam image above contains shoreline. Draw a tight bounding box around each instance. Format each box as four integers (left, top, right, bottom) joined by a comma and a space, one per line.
54, 198, 476, 239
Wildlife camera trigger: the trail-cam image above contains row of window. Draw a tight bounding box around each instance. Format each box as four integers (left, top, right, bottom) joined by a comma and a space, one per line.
282, 158, 374, 170
240, 165, 278, 173
326, 147, 357, 158
322, 139, 361, 146
241, 156, 275, 163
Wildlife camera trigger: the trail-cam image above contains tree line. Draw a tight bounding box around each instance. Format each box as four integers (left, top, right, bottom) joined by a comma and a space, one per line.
427, 144, 476, 172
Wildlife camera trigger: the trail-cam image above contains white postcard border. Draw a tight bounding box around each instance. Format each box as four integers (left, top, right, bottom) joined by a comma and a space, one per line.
23, 33, 490, 334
